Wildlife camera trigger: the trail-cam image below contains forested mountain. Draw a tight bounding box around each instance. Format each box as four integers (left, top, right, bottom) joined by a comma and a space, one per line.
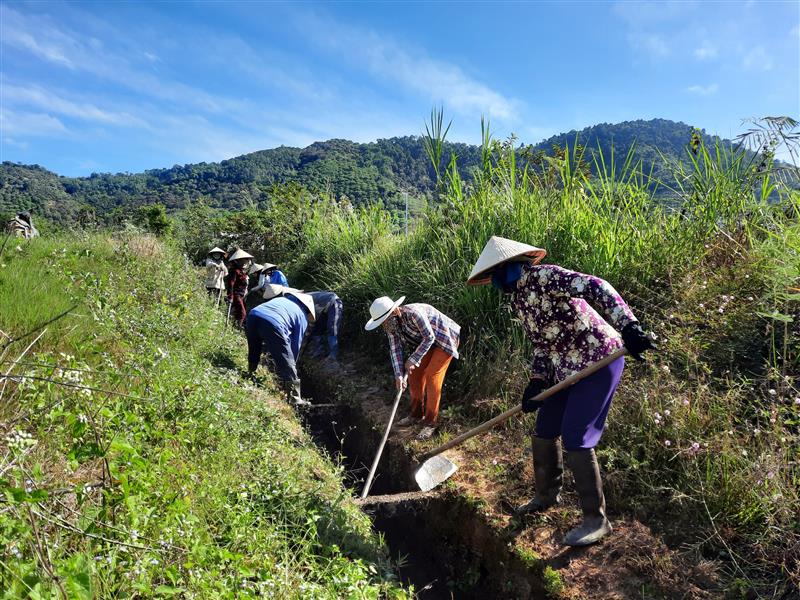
0, 119, 738, 223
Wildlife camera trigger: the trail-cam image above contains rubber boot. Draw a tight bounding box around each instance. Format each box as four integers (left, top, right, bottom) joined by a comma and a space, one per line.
563, 449, 612, 546
286, 379, 311, 406
516, 437, 563, 515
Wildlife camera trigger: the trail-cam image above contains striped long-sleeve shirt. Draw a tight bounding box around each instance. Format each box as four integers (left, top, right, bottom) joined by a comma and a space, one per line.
383, 303, 460, 379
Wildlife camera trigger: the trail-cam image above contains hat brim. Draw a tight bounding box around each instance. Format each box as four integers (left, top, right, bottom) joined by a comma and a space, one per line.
285, 291, 316, 322
467, 251, 545, 286
365, 296, 405, 331
263, 284, 304, 300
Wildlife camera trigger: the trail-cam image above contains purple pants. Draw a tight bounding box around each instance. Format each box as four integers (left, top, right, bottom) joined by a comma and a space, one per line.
535, 357, 625, 451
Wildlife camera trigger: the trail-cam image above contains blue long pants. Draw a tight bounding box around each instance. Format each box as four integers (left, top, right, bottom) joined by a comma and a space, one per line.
246, 314, 298, 383
534, 357, 625, 451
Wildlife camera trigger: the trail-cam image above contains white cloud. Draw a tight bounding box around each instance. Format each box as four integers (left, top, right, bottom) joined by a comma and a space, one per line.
0, 108, 71, 137
0, 6, 76, 69
693, 40, 718, 60
742, 46, 773, 71
686, 83, 719, 96
628, 32, 671, 58
298, 11, 519, 122
2, 83, 149, 128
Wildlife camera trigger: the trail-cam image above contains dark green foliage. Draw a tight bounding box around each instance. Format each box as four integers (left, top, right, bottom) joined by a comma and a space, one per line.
1, 119, 744, 225
134, 203, 172, 236
525, 118, 731, 188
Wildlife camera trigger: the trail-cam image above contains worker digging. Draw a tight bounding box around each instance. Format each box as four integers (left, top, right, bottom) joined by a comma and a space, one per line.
224, 248, 253, 329
211, 233, 655, 548
245, 288, 316, 406
365, 296, 461, 441
467, 235, 655, 546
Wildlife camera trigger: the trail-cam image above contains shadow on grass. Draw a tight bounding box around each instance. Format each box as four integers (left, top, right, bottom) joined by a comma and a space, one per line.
204, 349, 238, 371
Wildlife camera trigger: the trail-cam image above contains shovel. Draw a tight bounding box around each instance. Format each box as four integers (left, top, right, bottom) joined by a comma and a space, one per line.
413, 348, 628, 492
360, 378, 407, 500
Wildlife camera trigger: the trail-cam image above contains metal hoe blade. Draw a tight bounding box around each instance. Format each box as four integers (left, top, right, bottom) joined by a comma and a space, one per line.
414, 455, 458, 492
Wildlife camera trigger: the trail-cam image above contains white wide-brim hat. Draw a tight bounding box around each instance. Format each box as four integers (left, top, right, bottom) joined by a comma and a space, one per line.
285, 291, 316, 322
248, 263, 264, 275
228, 248, 254, 262
467, 236, 546, 286
262, 283, 304, 301
365, 296, 405, 331
208, 247, 226, 256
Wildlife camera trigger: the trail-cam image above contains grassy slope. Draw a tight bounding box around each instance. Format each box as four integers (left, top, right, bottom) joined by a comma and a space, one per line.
0, 234, 408, 599
284, 141, 800, 594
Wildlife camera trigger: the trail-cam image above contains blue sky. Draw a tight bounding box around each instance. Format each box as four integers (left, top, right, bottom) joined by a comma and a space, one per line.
1, 1, 798, 176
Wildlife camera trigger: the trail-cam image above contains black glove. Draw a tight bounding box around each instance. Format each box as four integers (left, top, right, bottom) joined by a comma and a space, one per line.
521, 378, 547, 413
621, 322, 656, 361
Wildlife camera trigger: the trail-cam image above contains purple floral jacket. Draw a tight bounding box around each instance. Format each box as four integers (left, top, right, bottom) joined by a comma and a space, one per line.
510, 263, 637, 383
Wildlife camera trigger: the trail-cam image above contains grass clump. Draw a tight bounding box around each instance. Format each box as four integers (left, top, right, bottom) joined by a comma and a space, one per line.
0, 234, 408, 598
278, 116, 799, 593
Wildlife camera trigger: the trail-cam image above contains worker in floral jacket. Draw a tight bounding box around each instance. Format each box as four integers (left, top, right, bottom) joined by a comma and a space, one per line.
224, 248, 253, 328
365, 296, 460, 440
468, 236, 654, 547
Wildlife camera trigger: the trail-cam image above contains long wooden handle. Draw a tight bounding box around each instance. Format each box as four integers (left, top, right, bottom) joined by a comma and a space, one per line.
419, 348, 628, 462
360, 386, 405, 499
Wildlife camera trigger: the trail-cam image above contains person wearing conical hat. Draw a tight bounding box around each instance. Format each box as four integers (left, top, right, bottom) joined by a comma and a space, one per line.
224, 248, 253, 328
468, 236, 655, 547
264, 263, 289, 287
249, 263, 288, 299
245, 290, 315, 406
205, 247, 228, 302
245, 263, 266, 311
365, 296, 461, 440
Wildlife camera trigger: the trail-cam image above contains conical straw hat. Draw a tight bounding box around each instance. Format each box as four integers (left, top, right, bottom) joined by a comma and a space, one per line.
248, 263, 264, 275
228, 248, 254, 262
467, 236, 546, 286
261, 263, 277, 270
208, 247, 226, 256
285, 291, 316, 322
262, 283, 304, 300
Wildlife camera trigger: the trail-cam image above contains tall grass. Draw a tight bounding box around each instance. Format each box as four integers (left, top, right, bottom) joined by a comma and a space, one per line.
285, 118, 800, 593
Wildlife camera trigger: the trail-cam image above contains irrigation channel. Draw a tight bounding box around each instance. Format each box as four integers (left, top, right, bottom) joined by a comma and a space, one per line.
298, 363, 555, 599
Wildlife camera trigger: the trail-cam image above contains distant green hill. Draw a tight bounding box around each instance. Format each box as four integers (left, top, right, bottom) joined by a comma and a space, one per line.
0, 119, 738, 223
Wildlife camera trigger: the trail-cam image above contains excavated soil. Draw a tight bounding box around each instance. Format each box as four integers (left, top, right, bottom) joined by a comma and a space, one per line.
298, 355, 724, 599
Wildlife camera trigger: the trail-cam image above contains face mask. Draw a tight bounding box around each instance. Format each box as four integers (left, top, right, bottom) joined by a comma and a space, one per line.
491, 262, 523, 293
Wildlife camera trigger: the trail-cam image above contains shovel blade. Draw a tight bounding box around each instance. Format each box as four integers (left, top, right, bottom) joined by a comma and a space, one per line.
414, 455, 458, 492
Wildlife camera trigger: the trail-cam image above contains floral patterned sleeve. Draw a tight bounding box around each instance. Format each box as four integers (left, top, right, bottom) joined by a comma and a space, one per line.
548, 265, 638, 331
530, 346, 551, 381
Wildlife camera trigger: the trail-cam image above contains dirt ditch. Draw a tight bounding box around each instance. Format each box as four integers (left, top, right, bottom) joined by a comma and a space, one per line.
299, 368, 557, 599
295, 356, 730, 600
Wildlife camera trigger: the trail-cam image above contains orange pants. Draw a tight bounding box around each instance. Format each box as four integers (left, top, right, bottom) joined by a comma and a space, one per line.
408, 347, 454, 425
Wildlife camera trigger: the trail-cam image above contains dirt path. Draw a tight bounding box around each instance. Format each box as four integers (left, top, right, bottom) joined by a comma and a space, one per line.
299, 353, 723, 599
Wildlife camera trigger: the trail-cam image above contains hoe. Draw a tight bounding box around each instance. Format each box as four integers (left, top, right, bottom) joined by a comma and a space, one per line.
413, 348, 628, 492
